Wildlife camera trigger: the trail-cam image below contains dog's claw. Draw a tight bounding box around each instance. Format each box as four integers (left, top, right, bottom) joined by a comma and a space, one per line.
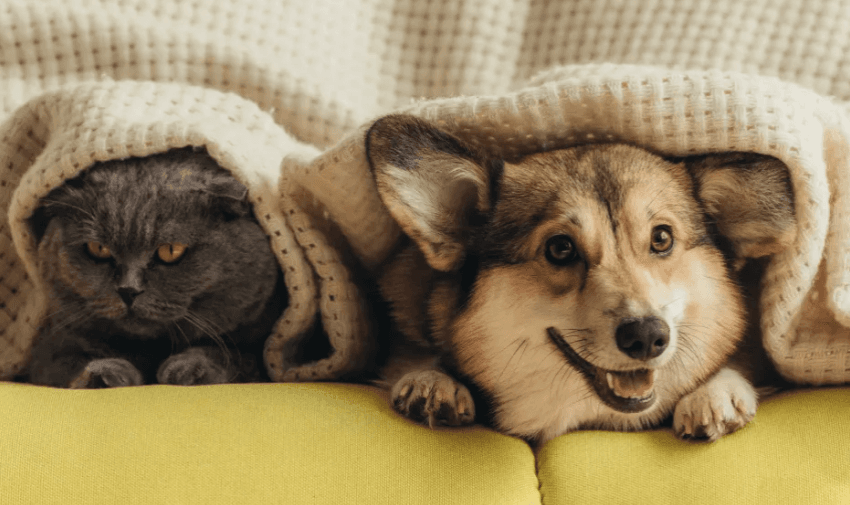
391, 370, 475, 427
673, 367, 757, 442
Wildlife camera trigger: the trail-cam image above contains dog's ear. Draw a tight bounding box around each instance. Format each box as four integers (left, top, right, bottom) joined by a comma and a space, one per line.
366, 114, 493, 272
687, 153, 796, 261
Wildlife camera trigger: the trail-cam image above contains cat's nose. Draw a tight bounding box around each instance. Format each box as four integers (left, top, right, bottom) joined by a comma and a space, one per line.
117, 287, 143, 307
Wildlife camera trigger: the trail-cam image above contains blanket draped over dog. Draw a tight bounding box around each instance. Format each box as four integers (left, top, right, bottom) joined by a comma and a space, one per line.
1, 0, 850, 385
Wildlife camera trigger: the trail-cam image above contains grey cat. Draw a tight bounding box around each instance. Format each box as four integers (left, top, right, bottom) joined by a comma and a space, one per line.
23, 147, 287, 388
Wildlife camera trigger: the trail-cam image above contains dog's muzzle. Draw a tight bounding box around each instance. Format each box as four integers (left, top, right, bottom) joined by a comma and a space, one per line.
547, 327, 657, 413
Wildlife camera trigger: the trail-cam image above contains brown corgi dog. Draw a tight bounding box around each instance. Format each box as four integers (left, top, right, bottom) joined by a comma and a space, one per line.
365, 114, 796, 444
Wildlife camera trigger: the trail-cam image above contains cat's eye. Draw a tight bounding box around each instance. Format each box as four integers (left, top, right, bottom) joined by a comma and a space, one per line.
545, 235, 579, 266
86, 241, 112, 259
157, 243, 188, 263
650, 226, 674, 255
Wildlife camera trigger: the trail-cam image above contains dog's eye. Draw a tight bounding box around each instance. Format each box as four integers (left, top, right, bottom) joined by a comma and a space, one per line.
545, 235, 579, 265
650, 226, 674, 254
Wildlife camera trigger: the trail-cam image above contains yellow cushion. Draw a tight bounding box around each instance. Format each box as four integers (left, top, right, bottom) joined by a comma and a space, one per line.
0, 383, 538, 505
3, 383, 848, 505
537, 388, 850, 505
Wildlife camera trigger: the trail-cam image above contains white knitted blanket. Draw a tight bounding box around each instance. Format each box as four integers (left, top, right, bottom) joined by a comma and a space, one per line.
0, 81, 373, 381
2, 0, 850, 385
306, 64, 850, 386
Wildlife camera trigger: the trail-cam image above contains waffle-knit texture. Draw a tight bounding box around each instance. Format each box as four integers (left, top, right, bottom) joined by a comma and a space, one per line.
307, 65, 850, 386
2, 1, 850, 143
1, 0, 850, 383
0, 81, 371, 381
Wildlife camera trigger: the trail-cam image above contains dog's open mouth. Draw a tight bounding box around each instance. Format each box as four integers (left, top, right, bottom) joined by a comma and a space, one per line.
547, 327, 657, 413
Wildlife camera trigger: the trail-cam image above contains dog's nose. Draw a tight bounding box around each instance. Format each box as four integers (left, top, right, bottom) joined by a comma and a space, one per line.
615, 317, 670, 360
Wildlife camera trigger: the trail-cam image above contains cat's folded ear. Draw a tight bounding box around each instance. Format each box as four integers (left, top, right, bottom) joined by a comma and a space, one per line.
685, 152, 797, 262
27, 177, 88, 244
206, 172, 251, 218
366, 114, 497, 272
184, 149, 252, 218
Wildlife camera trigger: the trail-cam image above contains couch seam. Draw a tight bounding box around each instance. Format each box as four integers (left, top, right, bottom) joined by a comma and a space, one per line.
534, 445, 545, 505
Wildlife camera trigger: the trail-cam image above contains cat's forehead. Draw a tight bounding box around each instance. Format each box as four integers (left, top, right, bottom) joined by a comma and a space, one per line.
85, 152, 213, 191
88, 192, 199, 250
59, 159, 212, 246
42, 148, 251, 251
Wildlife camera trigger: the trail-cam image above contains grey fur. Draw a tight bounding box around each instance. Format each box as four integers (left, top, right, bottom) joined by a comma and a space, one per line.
24, 147, 286, 387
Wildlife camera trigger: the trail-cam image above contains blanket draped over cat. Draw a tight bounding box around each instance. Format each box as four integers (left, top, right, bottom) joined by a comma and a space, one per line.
0, 82, 373, 382
1, 0, 850, 385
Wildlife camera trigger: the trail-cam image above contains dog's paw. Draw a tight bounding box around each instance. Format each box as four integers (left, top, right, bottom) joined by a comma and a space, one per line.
673, 367, 757, 441
391, 370, 475, 427
157, 348, 230, 385
69, 358, 144, 388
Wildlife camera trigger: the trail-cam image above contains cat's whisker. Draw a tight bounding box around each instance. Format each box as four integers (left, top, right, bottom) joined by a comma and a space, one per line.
43, 199, 95, 220
44, 305, 90, 335
168, 322, 192, 350
183, 311, 236, 370
183, 311, 222, 340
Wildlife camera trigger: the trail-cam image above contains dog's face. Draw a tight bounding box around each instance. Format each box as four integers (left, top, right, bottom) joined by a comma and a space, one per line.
367, 115, 795, 442
449, 147, 746, 440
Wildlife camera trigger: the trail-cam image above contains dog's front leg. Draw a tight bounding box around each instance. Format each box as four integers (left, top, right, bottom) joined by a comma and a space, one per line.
672, 367, 758, 441
384, 347, 476, 428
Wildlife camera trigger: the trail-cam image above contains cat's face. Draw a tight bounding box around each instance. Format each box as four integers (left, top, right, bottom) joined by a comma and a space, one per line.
32, 149, 279, 338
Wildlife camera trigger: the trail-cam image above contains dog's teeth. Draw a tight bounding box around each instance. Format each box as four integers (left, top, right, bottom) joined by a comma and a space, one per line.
607, 369, 655, 399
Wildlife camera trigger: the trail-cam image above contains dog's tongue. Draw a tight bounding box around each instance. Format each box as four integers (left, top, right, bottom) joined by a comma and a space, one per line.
606, 369, 655, 399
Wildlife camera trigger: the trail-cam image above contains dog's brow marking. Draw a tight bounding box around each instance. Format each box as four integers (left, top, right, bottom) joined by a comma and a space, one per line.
602, 198, 617, 233
646, 178, 677, 211
593, 160, 627, 230
564, 213, 582, 228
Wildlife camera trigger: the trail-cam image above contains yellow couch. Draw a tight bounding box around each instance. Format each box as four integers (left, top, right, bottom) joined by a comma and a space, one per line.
2, 1, 850, 503
2, 383, 847, 504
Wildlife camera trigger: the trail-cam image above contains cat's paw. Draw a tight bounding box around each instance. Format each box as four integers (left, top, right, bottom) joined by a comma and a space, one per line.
391, 370, 475, 427
157, 348, 230, 385
673, 367, 757, 441
69, 358, 144, 388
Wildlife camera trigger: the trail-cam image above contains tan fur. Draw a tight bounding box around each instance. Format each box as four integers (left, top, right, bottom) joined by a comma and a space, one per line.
370, 133, 490, 272
366, 115, 796, 442
688, 154, 796, 261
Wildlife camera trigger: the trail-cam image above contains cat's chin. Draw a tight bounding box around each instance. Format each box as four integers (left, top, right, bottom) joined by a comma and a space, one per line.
113, 314, 168, 337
